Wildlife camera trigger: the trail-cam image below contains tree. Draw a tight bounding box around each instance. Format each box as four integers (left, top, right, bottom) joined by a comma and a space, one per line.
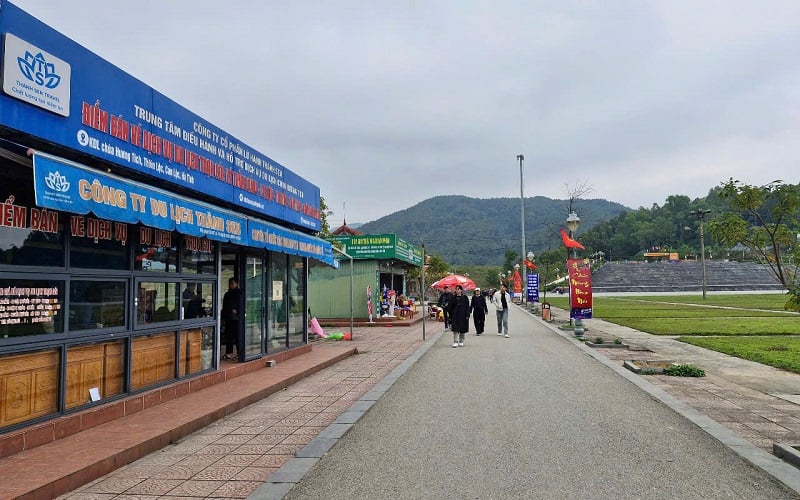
708, 179, 800, 311
501, 249, 518, 284
318, 196, 333, 237
426, 254, 451, 282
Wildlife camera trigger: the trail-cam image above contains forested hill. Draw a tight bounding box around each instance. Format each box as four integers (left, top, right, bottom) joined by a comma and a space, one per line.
357, 195, 629, 266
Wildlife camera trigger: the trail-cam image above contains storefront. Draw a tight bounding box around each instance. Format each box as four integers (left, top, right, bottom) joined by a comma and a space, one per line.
309, 234, 421, 319
0, 2, 336, 432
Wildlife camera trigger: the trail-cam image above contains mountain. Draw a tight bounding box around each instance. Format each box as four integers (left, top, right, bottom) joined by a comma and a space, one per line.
357, 195, 630, 265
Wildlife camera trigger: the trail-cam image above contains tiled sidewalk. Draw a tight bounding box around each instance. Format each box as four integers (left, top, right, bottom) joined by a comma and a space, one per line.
546, 305, 800, 455
599, 345, 800, 453
55, 327, 427, 499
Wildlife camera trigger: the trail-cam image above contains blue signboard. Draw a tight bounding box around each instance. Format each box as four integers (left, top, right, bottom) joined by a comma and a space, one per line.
249, 219, 336, 268
0, 2, 320, 231
526, 273, 539, 303
33, 152, 247, 243
32, 151, 337, 266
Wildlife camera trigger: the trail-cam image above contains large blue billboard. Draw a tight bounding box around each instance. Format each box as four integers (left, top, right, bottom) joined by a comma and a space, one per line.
0, 2, 320, 231
32, 151, 337, 267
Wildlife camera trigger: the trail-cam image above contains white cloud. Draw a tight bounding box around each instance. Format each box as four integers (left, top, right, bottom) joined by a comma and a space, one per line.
13, 0, 800, 226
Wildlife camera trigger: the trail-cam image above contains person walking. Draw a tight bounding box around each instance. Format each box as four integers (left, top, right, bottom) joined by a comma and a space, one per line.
470, 287, 488, 335
492, 283, 510, 337
449, 285, 471, 347
438, 285, 454, 330
221, 277, 242, 360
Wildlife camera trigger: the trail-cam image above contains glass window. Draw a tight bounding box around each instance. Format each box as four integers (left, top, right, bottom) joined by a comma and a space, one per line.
288, 255, 306, 348
182, 236, 215, 275
181, 281, 215, 319
0, 279, 65, 338
69, 281, 126, 331
131, 331, 176, 390
0, 182, 65, 268
0, 348, 59, 429
134, 226, 177, 272
65, 340, 125, 409
136, 281, 180, 324
180, 326, 214, 376
69, 217, 130, 270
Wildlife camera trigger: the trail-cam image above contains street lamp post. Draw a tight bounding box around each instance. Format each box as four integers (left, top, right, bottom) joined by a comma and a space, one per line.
689, 209, 711, 300
518, 154, 526, 303
566, 211, 584, 336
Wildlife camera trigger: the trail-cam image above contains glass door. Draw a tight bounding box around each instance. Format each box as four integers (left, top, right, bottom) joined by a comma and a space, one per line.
220, 245, 240, 361
269, 254, 288, 351
244, 253, 265, 358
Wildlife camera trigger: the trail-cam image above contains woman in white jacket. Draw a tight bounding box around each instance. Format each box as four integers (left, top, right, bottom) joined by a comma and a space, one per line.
491, 284, 510, 337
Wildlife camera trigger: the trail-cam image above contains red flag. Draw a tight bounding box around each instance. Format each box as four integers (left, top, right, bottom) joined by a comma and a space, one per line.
524, 259, 537, 270
560, 228, 585, 250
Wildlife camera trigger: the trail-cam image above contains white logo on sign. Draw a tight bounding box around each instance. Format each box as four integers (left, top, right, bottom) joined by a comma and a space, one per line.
2, 33, 71, 117
77, 130, 89, 146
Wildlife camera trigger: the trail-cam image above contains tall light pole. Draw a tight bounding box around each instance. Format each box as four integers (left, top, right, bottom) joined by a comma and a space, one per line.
690, 209, 711, 300
517, 154, 526, 302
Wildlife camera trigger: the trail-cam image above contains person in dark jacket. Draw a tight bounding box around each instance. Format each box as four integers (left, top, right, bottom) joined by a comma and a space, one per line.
470, 287, 488, 335
438, 285, 454, 330
221, 277, 242, 359
449, 285, 471, 347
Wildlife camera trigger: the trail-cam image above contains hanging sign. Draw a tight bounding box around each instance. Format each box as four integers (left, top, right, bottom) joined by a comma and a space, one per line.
526, 273, 539, 303
33, 152, 245, 244
567, 258, 593, 319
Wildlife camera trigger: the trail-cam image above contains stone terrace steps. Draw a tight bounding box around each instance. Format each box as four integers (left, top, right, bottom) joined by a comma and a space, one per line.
592, 261, 784, 293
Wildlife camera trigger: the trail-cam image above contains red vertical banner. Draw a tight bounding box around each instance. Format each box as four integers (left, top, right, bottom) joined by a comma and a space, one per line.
567, 258, 593, 319
512, 270, 522, 296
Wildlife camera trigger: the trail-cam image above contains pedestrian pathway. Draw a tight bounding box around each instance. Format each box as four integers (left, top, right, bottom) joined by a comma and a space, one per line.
3, 302, 798, 498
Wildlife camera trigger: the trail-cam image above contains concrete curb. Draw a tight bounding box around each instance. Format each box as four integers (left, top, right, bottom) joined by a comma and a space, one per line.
247, 329, 445, 500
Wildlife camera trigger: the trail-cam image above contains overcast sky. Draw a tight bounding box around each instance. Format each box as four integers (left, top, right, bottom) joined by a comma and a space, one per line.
13, 1, 800, 228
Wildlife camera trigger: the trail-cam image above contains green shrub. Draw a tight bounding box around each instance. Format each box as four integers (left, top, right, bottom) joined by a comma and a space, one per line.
664, 364, 705, 377
594, 337, 604, 344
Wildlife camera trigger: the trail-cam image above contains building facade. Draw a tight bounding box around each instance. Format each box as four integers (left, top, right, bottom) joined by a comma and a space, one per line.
309, 234, 421, 319
0, 2, 335, 432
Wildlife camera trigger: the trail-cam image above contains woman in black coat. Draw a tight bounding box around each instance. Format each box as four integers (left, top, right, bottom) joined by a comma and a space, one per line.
470, 287, 488, 335
449, 285, 471, 347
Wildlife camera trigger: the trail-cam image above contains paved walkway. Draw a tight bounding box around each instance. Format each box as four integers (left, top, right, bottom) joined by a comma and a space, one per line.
1, 302, 796, 498
274, 306, 799, 499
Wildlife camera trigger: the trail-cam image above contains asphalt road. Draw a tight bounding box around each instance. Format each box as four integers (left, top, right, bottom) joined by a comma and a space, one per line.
284, 304, 798, 499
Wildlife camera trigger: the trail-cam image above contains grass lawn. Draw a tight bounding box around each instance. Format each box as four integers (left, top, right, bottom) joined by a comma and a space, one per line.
681, 336, 800, 374
541, 293, 800, 372
624, 294, 790, 311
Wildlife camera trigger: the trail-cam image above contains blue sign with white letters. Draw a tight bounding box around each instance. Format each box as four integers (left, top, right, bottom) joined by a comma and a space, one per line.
33, 152, 247, 243
527, 273, 539, 303
32, 152, 337, 266
0, 2, 320, 231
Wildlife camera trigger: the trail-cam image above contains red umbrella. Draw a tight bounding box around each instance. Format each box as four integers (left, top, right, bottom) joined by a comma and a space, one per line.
429, 274, 477, 291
